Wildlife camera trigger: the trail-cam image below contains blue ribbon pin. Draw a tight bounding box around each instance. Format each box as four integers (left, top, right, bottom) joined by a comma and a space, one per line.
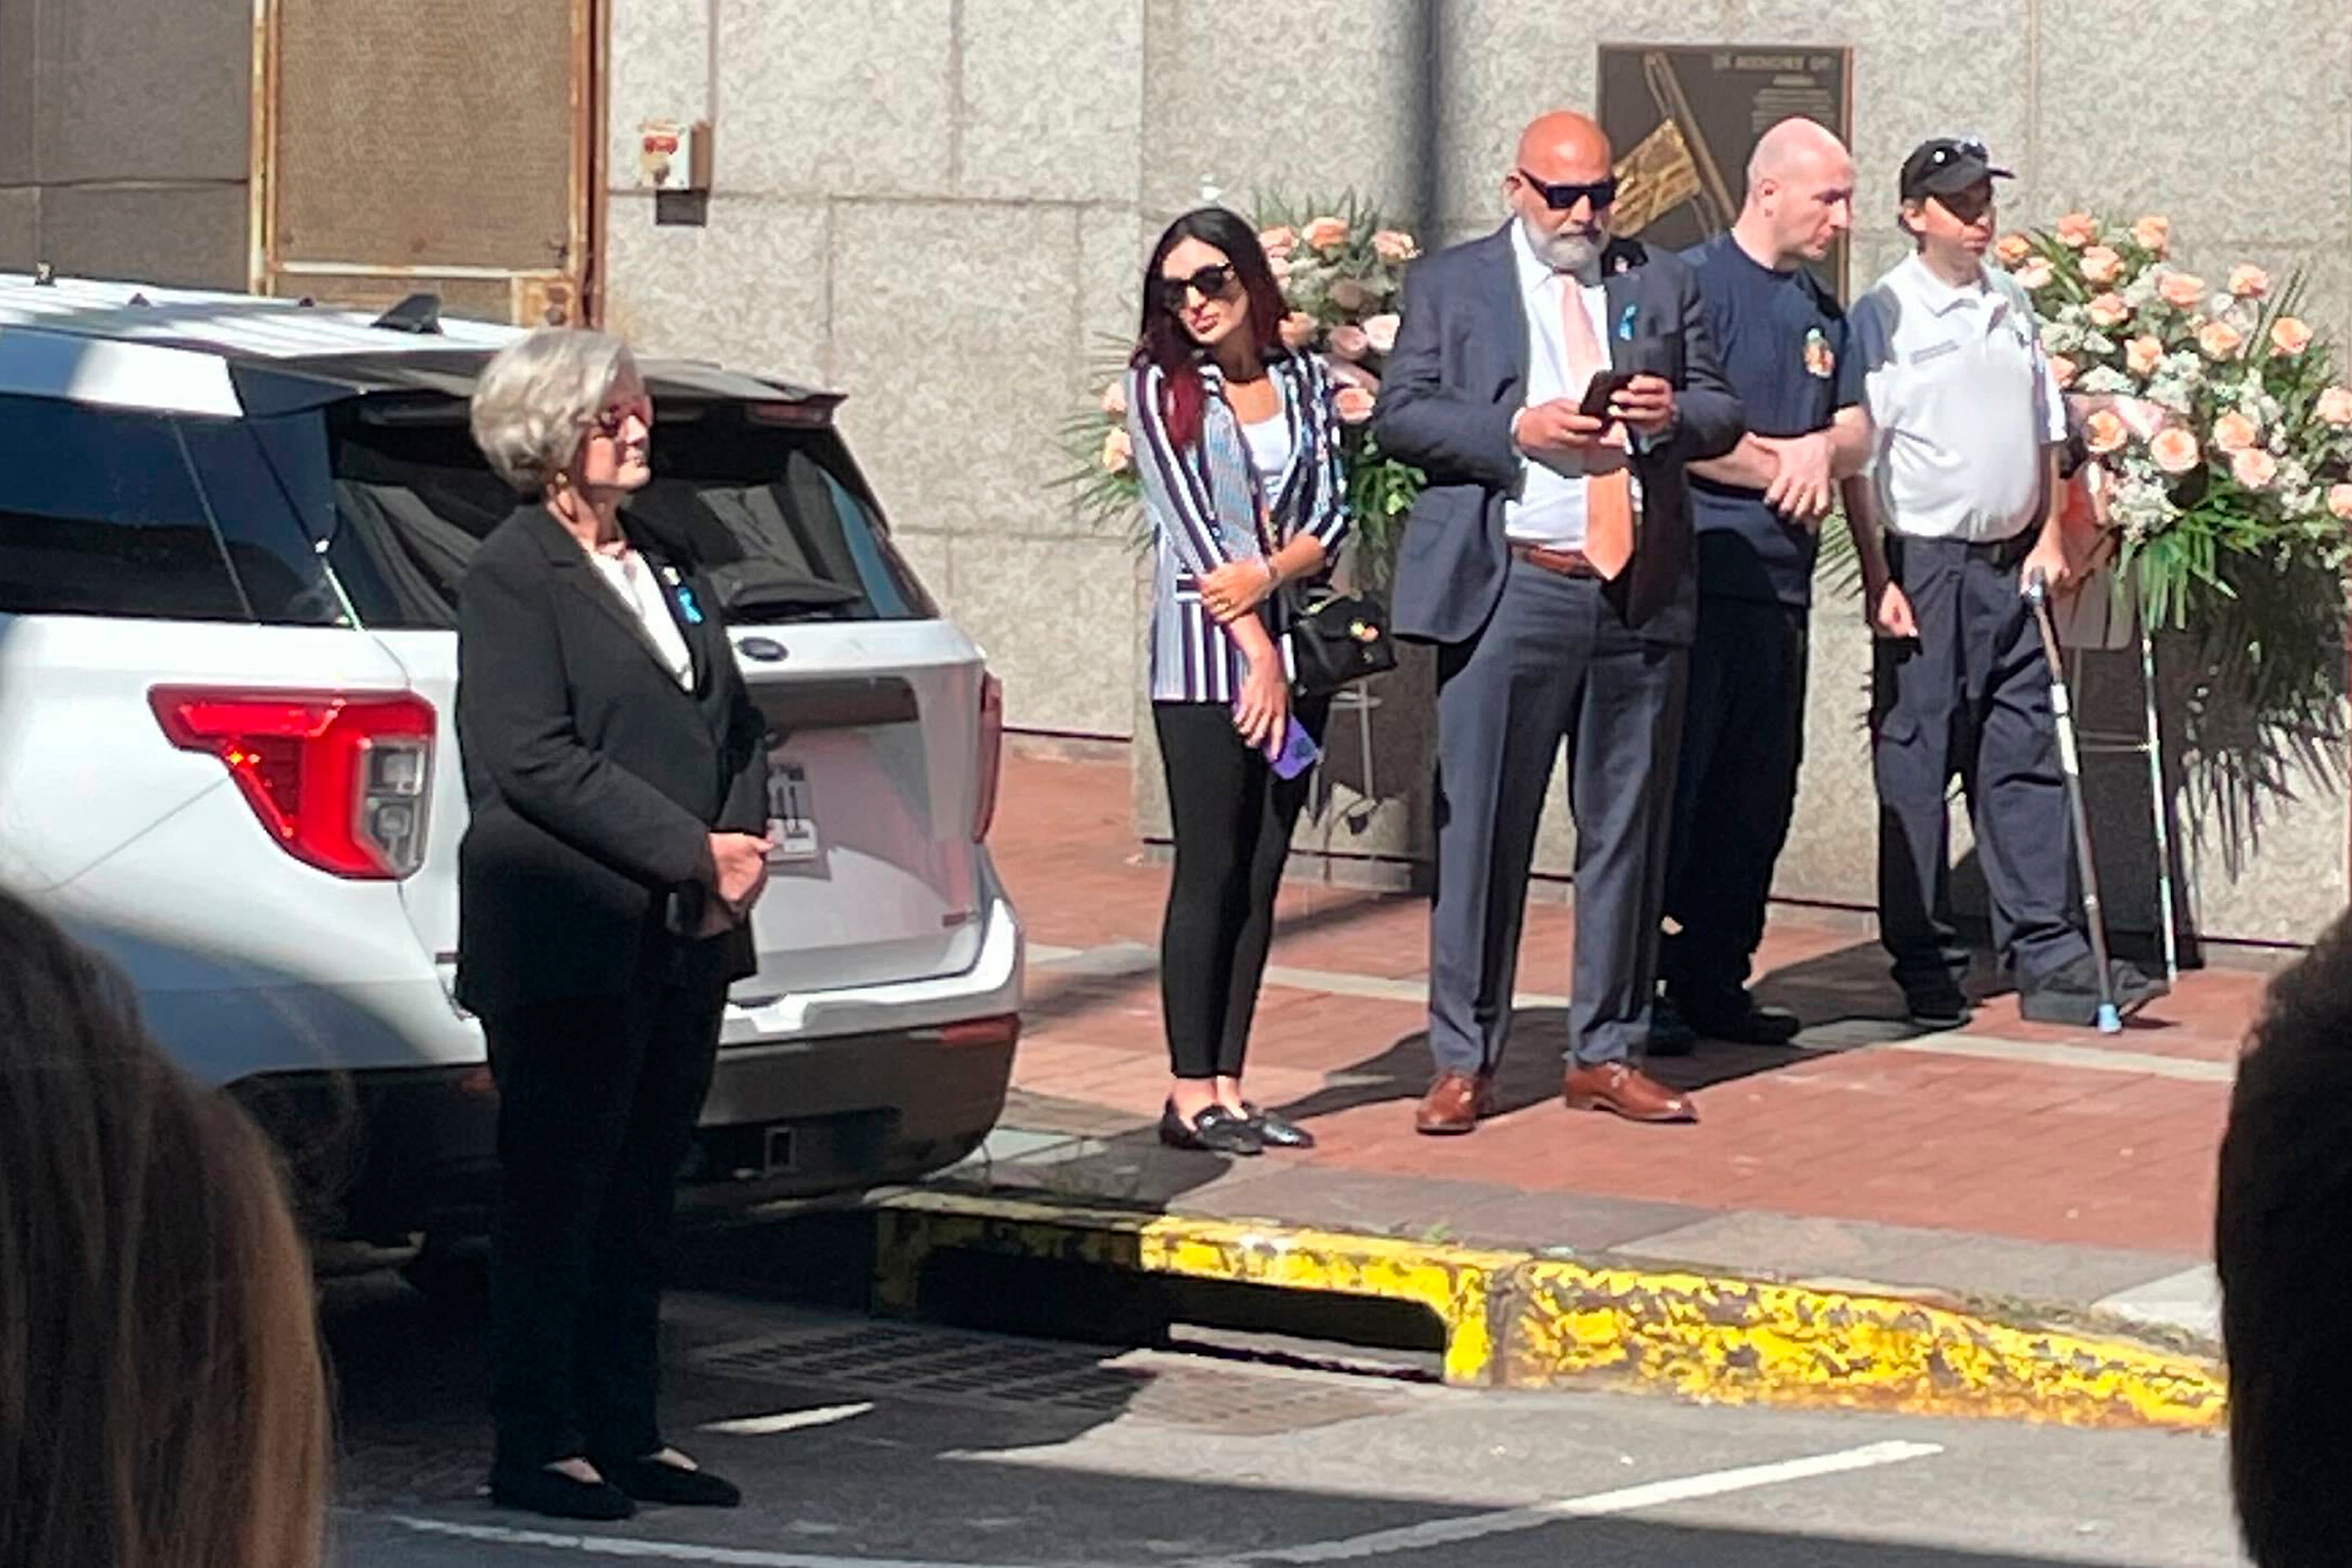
1617, 304, 1638, 343
674, 582, 705, 625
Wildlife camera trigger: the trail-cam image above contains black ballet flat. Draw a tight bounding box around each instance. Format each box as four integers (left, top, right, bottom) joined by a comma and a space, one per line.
488, 1462, 636, 1521
1241, 1102, 1317, 1150
592, 1452, 743, 1508
1158, 1101, 1263, 1154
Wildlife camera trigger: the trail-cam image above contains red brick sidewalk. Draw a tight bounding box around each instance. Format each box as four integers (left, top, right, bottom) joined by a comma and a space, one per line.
987, 746, 2259, 1286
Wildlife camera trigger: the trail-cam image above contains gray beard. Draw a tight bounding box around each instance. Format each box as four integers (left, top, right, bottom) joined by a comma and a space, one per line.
1520, 213, 1601, 274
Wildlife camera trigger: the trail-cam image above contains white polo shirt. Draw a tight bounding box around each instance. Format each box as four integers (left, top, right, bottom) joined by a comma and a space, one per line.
1505, 220, 1641, 549
1850, 253, 2066, 543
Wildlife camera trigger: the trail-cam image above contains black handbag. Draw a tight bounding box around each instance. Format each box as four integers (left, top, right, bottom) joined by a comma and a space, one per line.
1285, 588, 1396, 697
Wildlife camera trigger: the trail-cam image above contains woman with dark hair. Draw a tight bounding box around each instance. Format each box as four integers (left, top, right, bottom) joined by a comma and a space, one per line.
1126, 207, 1351, 1154
0, 889, 330, 1568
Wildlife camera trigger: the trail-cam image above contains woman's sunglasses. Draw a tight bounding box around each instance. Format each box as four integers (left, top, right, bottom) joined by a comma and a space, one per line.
589, 395, 652, 438
1155, 264, 1239, 316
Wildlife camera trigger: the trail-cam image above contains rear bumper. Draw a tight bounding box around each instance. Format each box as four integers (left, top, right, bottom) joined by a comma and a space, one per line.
233, 878, 1025, 1238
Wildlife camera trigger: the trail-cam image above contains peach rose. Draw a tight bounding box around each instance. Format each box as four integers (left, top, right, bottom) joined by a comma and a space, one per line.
2057, 212, 2099, 248
2229, 264, 2272, 299
2198, 319, 2245, 360
2086, 292, 2131, 330
2317, 386, 2352, 426
1362, 312, 1401, 355
1101, 427, 1133, 475
2213, 410, 2260, 453
1333, 384, 1376, 424
1995, 233, 2034, 268
2150, 427, 2201, 474
1257, 225, 1297, 260
2328, 483, 2352, 522
2080, 246, 2123, 284
2132, 215, 2171, 254
2126, 334, 2166, 377
1269, 254, 1293, 285
2157, 270, 2207, 309
2047, 353, 2079, 388
1099, 379, 1127, 418
1304, 215, 1350, 252
2271, 316, 2315, 357
2230, 447, 2278, 490
1278, 311, 1319, 351
2082, 408, 2129, 456
1371, 229, 1420, 262
1328, 277, 1372, 313
2014, 257, 2055, 291
1326, 321, 1370, 360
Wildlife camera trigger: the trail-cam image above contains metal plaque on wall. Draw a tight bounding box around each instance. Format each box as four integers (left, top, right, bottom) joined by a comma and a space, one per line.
1598, 45, 1853, 298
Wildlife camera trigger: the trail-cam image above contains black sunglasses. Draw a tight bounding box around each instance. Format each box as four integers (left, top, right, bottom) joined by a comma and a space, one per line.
1155, 263, 1239, 315
1516, 169, 1618, 212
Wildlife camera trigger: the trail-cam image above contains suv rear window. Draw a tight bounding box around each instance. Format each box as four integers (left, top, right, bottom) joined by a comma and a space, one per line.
314, 398, 937, 630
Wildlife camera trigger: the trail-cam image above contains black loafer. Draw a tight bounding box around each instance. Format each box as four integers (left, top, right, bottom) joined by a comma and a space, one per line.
1902, 980, 1972, 1032
1240, 1101, 1316, 1150
592, 1453, 742, 1508
1678, 998, 1803, 1047
488, 1463, 635, 1521
1158, 1101, 1263, 1154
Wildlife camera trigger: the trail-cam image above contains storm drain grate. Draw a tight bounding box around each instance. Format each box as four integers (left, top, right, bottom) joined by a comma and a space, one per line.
690, 1320, 1402, 1435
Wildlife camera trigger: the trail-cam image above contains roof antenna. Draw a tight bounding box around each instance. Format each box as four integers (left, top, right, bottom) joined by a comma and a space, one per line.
31, 262, 56, 286
371, 292, 444, 334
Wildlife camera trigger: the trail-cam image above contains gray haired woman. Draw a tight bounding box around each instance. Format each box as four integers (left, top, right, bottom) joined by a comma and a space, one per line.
456, 327, 771, 1520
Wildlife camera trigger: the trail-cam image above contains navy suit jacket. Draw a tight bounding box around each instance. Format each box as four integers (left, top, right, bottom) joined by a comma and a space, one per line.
1373, 226, 1744, 647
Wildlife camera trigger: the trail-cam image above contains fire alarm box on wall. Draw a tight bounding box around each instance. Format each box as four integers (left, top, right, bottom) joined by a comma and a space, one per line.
637, 120, 712, 192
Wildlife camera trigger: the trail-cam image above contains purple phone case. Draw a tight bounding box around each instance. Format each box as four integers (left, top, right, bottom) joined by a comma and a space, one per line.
1267, 721, 1322, 780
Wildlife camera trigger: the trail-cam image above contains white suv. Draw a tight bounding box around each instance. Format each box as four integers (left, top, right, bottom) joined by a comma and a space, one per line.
0, 273, 1023, 1247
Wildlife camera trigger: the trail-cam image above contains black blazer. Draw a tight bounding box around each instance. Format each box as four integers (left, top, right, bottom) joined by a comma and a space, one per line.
1373, 227, 1744, 648
453, 503, 769, 1016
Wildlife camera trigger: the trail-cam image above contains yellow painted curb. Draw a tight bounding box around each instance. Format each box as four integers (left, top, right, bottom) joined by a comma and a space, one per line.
869, 1189, 2226, 1431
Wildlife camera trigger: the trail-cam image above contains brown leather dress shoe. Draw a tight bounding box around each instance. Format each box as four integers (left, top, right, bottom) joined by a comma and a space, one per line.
1563, 1062, 1697, 1124
1415, 1070, 1495, 1135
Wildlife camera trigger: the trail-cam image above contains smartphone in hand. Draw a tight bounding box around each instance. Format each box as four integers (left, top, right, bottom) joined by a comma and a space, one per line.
1579, 369, 1640, 421
1266, 719, 1322, 780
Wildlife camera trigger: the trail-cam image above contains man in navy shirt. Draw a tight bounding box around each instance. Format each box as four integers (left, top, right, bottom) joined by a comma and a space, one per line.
1654, 117, 1871, 1051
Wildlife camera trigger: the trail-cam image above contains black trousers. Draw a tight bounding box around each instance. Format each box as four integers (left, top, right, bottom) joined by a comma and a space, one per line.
1873, 534, 2086, 991
483, 978, 724, 1471
1660, 594, 1809, 1009
1154, 697, 1327, 1080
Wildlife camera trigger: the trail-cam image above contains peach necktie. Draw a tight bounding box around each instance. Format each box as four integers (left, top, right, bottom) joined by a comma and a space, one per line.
1560, 277, 1635, 579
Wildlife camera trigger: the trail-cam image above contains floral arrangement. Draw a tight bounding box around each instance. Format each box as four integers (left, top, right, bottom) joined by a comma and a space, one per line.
1059, 193, 1427, 588
1993, 212, 2352, 834
1995, 212, 2352, 628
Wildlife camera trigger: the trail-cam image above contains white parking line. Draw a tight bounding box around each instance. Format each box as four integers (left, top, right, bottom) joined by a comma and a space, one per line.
699, 1401, 875, 1437
383, 1439, 1941, 1567
1211, 1439, 1945, 1563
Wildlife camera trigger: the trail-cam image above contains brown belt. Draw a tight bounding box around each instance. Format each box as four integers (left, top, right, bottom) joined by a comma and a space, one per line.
1507, 541, 1602, 579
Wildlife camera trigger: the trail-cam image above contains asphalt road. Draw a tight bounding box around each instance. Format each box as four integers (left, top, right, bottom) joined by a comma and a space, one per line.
320, 1261, 2249, 1568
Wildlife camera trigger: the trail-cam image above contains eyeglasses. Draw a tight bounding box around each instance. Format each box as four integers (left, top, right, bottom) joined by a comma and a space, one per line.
1155, 264, 1239, 316
589, 394, 651, 438
1516, 169, 1618, 213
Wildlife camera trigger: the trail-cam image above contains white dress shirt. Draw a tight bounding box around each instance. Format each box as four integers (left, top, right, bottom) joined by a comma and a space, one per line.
1505, 220, 1641, 549
585, 542, 695, 689
1850, 254, 2067, 543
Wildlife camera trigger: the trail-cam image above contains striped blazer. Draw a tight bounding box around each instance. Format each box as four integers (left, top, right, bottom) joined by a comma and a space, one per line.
1127, 350, 1352, 704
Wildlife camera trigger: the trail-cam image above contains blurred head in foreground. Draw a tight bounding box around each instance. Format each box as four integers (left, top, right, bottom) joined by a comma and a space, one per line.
0, 888, 329, 1568
2216, 909, 2352, 1566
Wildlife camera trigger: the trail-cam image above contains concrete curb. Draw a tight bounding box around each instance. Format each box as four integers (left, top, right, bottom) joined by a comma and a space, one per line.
868, 1189, 2226, 1432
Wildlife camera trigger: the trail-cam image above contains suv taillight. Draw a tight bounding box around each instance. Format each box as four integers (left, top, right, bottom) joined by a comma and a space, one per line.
973, 671, 1004, 842
148, 688, 435, 880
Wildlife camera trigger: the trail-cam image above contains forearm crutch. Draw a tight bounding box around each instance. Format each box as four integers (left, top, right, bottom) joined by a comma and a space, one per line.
2026, 568, 2122, 1034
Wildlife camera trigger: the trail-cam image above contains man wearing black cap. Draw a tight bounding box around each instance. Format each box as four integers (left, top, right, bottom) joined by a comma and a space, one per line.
1839, 137, 2164, 1030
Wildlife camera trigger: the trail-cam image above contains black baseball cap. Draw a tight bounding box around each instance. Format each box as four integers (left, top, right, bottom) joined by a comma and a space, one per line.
1899, 137, 2014, 200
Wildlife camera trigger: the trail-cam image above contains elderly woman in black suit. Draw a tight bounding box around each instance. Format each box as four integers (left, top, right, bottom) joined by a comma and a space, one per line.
456, 327, 772, 1520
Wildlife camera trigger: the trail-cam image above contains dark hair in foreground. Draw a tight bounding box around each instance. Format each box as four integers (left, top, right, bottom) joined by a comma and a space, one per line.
0, 889, 330, 1568
2216, 907, 2352, 1566
1133, 206, 1287, 450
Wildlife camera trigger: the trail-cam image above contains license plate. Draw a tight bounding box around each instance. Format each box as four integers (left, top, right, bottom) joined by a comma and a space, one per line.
764, 760, 820, 864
